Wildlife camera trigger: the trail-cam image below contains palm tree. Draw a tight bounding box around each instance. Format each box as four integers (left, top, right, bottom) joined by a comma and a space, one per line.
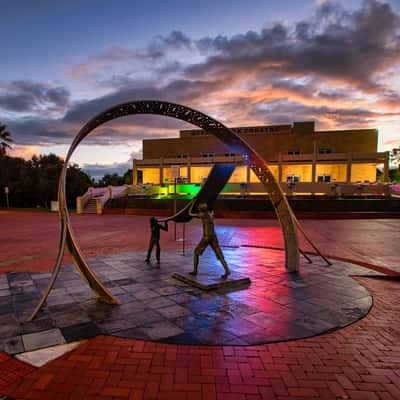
0, 124, 13, 156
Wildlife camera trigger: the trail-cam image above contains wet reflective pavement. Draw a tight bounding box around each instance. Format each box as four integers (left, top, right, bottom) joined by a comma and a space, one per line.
0, 247, 377, 352
1, 213, 400, 399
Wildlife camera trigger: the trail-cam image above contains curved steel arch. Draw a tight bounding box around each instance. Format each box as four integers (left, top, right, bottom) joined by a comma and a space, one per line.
29, 100, 301, 320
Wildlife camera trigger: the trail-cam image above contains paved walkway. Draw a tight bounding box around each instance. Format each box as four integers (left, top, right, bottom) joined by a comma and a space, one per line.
2, 277, 400, 400
1, 211, 399, 273
0, 211, 399, 399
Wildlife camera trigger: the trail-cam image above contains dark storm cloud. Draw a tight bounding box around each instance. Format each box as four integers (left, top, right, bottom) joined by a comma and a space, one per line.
6, 113, 183, 146
63, 78, 225, 124
0, 81, 70, 112
256, 99, 393, 126
130, 30, 193, 60
0, 93, 34, 112
189, 0, 400, 89
148, 30, 193, 57
6, 117, 73, 146
288, 1, 400, 87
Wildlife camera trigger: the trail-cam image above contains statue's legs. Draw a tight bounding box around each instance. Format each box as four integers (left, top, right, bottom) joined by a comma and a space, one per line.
190, 237, 230, 278
191, 253, 199, 276
146, 237, 156, 262
210, 237, 231, 278
190, 238, 208, 275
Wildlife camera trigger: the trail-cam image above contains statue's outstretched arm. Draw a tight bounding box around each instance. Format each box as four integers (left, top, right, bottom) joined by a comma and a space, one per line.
159, 221, 168, 231
188, 201, 199, 218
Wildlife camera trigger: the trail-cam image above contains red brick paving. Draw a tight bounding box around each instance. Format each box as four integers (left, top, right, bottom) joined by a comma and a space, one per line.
0, 277, 398, 399
1, 211, 399, 274
0, 352, 36, 391
1, 211, 400, 399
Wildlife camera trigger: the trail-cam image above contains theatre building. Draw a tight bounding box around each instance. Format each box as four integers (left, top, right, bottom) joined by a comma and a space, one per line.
132, 121, 389, 197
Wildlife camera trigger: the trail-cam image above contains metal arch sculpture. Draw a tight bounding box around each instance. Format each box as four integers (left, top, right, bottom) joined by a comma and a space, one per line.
29, 100, 314, 320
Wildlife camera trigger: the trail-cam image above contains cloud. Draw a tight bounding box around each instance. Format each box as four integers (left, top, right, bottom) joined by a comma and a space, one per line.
147, 30, 193, 57
0, 81, 70, 113
188, 0, 400, 90
9, 144, 40, 160
81, 161, 132, 180
5, 114, 186, 147
66, 30, 194, 83
62, 78, 226, 125
3, 0, 400, 156
81, 147, 143, 179
5, 117, 73, 146
252, 98, 399, 130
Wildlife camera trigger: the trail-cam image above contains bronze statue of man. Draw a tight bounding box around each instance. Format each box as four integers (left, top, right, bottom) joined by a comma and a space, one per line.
189, 202, 231, 278
145, 217, 168, 264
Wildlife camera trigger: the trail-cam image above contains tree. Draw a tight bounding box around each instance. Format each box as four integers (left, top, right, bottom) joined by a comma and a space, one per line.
0, 153, 92, 209
123, 169, 133, 184
390, 146, 400, 169
0, 124, 13, 156
389, 168, 400, 183
377, 167, 400, 183
66, 163, 92, 208
97, 173, 124, 187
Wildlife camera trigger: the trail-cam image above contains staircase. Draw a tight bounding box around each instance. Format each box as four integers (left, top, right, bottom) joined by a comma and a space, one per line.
77, 185, 129, 215
83, 198, 97, 214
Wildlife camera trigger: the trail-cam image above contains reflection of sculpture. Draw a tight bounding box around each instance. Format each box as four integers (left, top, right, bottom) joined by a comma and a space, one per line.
146, 217, 168, 264
189, 202, 231, 278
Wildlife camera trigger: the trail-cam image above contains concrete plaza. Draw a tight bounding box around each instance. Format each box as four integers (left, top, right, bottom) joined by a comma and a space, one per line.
0, 211, 399, 399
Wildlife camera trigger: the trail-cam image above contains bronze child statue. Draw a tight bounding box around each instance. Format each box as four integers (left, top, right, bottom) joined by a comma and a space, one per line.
145, 217, 168, 264
189, 202, 231, 278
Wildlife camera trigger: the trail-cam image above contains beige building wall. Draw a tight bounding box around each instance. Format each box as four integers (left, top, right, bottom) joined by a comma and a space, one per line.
282, 165, 313, 182
249, 165, 279, 182
143, 136, 229, 159
190, 166, 212, 183
351, 163, 377, 182
228, 166, 247, 183
163, 166, 188, 182
137, 122, 381, 186
316, 130, 377, 153
143, 125, 378, 160
141, 168, 160, 184
316, 164, 347, 182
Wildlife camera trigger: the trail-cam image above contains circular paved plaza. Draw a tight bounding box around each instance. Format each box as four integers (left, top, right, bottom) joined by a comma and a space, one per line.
0, 247, 377, 353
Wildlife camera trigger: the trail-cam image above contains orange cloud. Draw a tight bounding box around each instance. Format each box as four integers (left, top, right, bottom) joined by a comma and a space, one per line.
10, 145, 40, 160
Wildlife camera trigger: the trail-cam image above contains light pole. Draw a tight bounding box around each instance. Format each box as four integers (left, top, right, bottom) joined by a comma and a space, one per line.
4, 186, 9, 208
173, 177, 177, 240
171, 165, 180, 240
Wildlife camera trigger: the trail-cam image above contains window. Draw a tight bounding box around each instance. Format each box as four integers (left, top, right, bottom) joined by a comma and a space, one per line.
224, 152, 236, 157
319, 148, 332, 154
177, 177, 188, 184
201, 152, 215, 158
177, 154, 188, 159
317, 175, 331, 182
287, 150, 301, 155
287, 175, 300, 183
136, 170, 143, 184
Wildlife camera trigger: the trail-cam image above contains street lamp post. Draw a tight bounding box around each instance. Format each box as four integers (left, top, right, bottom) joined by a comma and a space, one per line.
171, 165, 180, 240
4, 186, 9, 208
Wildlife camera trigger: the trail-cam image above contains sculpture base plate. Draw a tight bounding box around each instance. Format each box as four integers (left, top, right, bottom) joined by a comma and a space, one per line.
172, 271, 251, 291
1, 249, 376, 351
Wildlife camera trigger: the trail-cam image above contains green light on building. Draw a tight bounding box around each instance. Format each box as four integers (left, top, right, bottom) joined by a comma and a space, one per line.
155, 184, 202, 199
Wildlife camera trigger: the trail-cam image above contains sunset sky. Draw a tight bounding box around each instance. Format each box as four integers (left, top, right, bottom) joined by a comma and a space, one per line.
1, 0, 399, 177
